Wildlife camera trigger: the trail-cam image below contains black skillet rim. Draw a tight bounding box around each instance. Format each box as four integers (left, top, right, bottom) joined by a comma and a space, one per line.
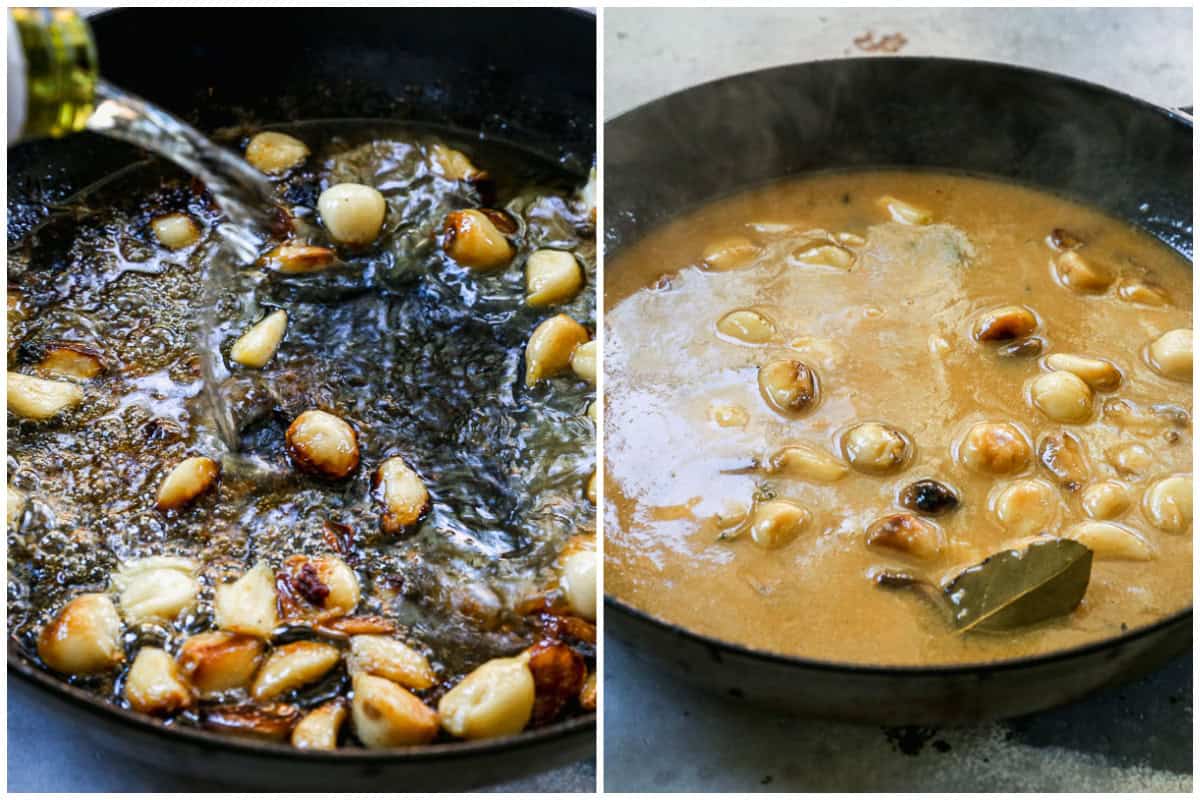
603, 55, 1193, 677
7, 3, 596, 766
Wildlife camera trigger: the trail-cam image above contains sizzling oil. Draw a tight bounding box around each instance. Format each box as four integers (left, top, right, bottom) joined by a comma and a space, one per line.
8, 123, 595, 720
604, 171, 1191, 666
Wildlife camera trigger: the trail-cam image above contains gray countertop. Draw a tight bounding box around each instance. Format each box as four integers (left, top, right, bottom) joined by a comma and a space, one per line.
603, 6, 1192, 793
606, 641, 1190, 792
605, 7, 1192, 119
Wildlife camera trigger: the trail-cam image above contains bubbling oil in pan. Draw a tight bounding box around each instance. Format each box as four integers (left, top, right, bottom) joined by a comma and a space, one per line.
8, 122, 596, 744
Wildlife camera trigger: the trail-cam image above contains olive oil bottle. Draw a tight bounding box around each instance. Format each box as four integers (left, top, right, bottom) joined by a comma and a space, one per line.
7, 7, 99, 142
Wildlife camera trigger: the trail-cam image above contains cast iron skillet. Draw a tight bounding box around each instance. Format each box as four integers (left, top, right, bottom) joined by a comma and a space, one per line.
604, 57, 1192, 725
7, 7, 595, 791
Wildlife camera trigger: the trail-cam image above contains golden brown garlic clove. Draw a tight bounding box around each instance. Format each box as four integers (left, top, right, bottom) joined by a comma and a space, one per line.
443, 209, 516, 271
291, 699, 348, 751
717, 309, 776, 343
213, 562, 279, 639
437, 657, 535, 741
37, 341, 104, 381
286, 409, 360, 479
1106, 441, 1154, 477
1081, 480, 1132, 520
766, 443, 848, 482
525, 314, 589, 386
790, 241, 856, 270
37, 593, 125, 675
1143, 475, 1192, 533
757, 359, 819, 417
878, 195, 932, 225
992, 479, 1058, 538
1053, 250, 1112, 292
958, 422, 1031, 474
230, 309, 287, 368
251, 641, 342, 701
525, 640, 586, 727
352, 673, 439, 747
996, 337, 1044, 359
155, 456, 220, 511
151, 213, 201, 250
865, 513, 943, 560
347, 635, 437, 690
124, 647, 194, 715
1117, 279, 1170, 307
571, 340, 597, 385
525, 249, 583, 307
749, 499, 811, 549
973, 305, 1038, 342
112, 556, 200, 625
1047, 228, 1083, 251
245, 131, 309, 174
1146, 329, 1192, 382
430, 143, 486, 182
1062, 521, 1153, 561
579, 671, 597, 711
1044, 353, 1121, 392
841, 422, 911, 475
701, 236, 760, 270
585, 470, 597, 505
263, 244, 338, 274
278, 554, 361, 623
202, 702, 302, 741
7, 371, 84, 420
374, 456, 430, 535
177, 631, 265, 696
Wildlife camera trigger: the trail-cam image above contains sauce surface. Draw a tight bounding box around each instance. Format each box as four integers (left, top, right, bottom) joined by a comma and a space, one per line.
605, 171, 1192, 666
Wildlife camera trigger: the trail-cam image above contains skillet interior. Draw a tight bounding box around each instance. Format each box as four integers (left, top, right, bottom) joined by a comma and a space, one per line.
7, 6, 596, 788
603, 57, 1192, 723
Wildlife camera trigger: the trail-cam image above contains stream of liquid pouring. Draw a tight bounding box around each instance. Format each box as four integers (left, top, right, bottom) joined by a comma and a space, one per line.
85, 80, 277, 457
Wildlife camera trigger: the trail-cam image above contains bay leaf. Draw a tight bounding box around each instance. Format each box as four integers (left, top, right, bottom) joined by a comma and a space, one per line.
943, 539, 1093, 633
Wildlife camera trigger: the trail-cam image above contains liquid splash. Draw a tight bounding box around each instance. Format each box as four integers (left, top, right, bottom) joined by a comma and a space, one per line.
86, 80, 279, 451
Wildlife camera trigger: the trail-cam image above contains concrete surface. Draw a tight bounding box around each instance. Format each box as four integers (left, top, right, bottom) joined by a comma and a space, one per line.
603, 6, 1192, 793
606, 641, 1190, 792
605, 7, 1192, 119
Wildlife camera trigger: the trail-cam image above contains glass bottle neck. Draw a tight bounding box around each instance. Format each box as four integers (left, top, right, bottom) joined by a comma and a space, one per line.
8, 7, 99, 142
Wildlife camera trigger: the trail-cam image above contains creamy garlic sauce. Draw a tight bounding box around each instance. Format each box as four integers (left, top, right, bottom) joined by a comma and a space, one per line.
605, 171, 1192, 665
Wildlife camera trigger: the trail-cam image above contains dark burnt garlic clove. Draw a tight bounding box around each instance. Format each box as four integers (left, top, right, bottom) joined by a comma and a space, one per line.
898, 479, 959, 516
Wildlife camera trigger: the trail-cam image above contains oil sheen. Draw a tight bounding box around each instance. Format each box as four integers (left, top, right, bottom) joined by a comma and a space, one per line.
8, 122, 595, 724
